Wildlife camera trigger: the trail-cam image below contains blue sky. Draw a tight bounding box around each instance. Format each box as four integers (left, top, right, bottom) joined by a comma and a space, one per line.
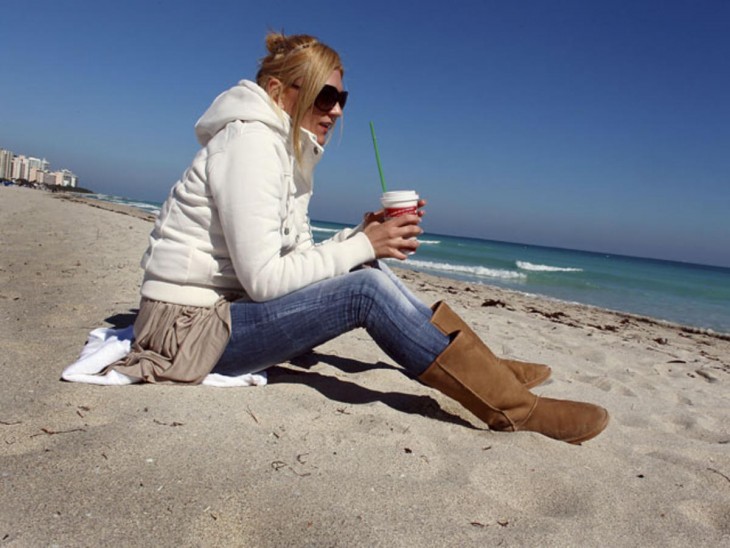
2, 0, 728, 267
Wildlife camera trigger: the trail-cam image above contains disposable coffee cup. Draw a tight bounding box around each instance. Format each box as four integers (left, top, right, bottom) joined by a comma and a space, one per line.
380, 190, 420, 255
381, 190, 419, 220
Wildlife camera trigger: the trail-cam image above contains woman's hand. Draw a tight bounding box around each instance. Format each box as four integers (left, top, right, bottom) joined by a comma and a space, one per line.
361, 198, 426, 260
363, 214, 423, 260
362, 199, 427, 225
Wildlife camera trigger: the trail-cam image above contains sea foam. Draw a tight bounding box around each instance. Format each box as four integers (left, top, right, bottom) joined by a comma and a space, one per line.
88, 194, 161, 216
516, 261, 583, 273
404, 258, 527, 281
311, 225, 340, 234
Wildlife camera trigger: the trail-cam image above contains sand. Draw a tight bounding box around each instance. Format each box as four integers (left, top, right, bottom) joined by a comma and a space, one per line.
1, 186, 728, 547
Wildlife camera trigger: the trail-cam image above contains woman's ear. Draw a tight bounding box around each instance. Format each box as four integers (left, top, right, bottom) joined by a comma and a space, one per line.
266, 77, 283, 106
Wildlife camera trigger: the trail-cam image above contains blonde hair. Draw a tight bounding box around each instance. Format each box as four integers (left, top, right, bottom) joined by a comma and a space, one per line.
256, 32, 344, 160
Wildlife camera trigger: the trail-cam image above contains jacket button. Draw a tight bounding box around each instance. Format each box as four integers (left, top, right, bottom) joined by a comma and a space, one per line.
313, 147, 319, 155
284, 228, 290, 235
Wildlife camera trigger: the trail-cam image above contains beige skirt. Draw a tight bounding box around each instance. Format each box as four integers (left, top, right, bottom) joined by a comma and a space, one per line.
107, 297, 232, 384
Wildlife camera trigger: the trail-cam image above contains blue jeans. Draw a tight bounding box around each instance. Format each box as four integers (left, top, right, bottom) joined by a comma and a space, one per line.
213, 262, 450, 376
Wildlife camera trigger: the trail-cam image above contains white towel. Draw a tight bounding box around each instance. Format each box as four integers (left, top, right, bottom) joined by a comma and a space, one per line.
62, 326, 267, 387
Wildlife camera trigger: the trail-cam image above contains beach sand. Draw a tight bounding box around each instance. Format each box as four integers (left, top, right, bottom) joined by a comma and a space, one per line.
1, 186, 728, 547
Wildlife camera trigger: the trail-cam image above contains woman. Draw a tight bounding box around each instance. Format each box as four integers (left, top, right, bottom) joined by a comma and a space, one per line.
111, 32, 608, 444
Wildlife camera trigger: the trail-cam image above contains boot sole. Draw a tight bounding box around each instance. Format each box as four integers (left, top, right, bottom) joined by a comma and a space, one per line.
564, 411, 610, 445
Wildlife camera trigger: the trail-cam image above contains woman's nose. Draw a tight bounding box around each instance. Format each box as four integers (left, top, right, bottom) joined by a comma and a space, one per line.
330, 102, 343, 117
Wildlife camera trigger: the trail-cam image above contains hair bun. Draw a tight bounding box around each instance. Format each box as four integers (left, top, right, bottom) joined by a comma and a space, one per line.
265, 32, 289, 55
265, 31, 318, 57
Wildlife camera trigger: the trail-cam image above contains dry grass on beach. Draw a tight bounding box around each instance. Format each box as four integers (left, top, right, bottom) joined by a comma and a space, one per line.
1, 186, 728, 546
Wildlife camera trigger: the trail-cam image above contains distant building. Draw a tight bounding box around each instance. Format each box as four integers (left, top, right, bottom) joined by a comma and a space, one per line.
41, 171, 57, 185
54, 168, 78, 187
11, 154, 29, 180
0, 149, 13, 179
29, 167, 42, 182
27, 156, 49, 172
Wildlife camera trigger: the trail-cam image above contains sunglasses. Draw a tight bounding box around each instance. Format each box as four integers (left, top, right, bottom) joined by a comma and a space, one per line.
292, 84, 348, 111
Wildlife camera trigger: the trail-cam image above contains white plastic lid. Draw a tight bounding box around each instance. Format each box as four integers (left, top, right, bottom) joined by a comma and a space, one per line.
380, 190, 419, 207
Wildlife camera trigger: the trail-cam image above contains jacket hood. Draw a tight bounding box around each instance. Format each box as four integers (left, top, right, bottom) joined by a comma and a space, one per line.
194, 80, 289, 146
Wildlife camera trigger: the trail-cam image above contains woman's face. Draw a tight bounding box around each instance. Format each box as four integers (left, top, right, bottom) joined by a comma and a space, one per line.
282, 70, 344, 146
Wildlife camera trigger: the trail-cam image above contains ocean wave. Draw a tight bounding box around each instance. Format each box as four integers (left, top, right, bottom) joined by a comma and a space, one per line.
123, 201, 161, 213
419, 239, 441, 245
405, 258, 527, 281
88, 194, 161, 215
311, 225, 341, 234
516, 261, 583, 273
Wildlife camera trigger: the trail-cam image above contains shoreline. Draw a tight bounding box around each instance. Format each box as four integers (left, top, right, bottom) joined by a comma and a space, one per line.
1, 185, 728, 545
58, 191, 730, 341
55, 192, 158, 222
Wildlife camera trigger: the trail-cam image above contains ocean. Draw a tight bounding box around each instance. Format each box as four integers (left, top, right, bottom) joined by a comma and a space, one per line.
88, 193, 730, 335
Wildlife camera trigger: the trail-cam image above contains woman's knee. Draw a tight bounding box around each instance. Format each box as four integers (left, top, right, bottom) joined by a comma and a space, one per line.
350, 267, 399, 299
343, 267, 404, 322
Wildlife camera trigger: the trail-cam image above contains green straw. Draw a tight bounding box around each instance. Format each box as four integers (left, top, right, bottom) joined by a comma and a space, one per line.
369, 121, 387, 193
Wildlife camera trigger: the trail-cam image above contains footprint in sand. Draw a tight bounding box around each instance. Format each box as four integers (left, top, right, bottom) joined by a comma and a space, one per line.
571, 375, 637, 397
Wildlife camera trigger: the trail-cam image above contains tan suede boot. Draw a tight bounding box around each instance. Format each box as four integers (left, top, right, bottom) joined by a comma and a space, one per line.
420, 329, 609, 444
430, 301, 551, 389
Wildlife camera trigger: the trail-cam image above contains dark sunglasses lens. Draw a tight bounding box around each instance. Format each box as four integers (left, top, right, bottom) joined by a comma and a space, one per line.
314, 86, 347, 111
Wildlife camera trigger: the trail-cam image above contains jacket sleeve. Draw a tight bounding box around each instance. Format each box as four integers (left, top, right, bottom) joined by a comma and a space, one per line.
330, 222, 369, 242
319, 220, 366, 245
208, 125, 376, 302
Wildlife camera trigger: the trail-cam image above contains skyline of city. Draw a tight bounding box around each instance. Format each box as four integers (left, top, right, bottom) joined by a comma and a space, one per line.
0, 146, 78, 188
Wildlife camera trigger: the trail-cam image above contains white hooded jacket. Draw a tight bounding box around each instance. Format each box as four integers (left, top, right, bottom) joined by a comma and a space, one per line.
140, 80, 375, 306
